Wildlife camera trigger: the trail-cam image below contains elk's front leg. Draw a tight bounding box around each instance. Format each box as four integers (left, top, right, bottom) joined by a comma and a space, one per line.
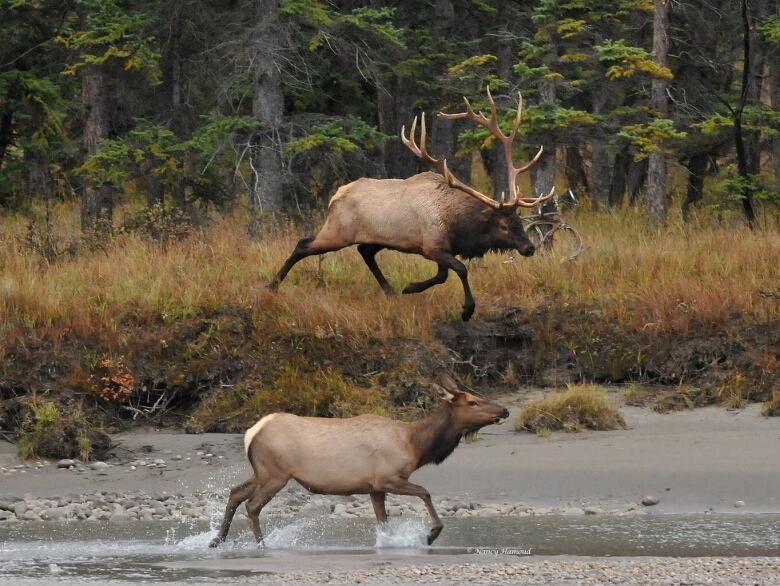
426, 251, 475, 321
370, 492, 388, 524
402, 263, 448, 295
380, 479, 443, 545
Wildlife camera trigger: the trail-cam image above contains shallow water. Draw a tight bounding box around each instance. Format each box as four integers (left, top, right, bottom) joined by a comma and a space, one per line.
1, 515, 779, 584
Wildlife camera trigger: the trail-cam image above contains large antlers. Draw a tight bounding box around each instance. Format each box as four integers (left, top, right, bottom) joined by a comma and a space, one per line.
401, 87, 552, 209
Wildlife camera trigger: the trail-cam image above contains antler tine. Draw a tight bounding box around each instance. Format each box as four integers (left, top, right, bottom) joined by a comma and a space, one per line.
511, 92, 523, 139
515, 185, 556, 208
485, 86, 505, 139
442, 159, 501, 209
401, 113, 447, 174
515, 144, 544, 173
400, 115, 416, 153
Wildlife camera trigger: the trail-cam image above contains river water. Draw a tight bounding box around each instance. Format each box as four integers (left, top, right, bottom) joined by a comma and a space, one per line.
1, 515, 779, 584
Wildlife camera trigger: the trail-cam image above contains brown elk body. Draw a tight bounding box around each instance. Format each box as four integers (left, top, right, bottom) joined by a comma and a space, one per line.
269, 89, 552, 321
209, 382, 509, 547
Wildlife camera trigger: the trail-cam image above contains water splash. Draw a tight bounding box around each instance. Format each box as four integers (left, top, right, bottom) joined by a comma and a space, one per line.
263, 518, 318, 549
375, 518, 427, 548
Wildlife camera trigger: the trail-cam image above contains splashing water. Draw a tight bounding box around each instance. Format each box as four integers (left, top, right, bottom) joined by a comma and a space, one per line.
375, 518, 427, 548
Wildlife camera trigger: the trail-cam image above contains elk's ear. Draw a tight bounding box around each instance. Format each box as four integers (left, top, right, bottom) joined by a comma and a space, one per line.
431, 382, 456, 402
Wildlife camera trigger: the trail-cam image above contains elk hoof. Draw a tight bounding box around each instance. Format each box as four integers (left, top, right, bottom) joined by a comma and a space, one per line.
461, 304, 475, 321
208, 537, 222, 548
427, 525, 443, 545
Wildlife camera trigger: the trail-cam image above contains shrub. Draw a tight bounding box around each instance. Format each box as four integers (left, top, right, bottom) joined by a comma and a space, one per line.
189, 364, 388, 432
515, 385, 626, 434
17, 399, 110, 460
762, 390, 780, 417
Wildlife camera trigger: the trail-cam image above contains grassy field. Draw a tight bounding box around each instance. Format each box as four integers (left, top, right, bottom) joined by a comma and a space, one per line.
1, 202, 778, 456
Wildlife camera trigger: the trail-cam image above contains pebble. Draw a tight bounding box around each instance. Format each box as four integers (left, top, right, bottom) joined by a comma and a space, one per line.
641, 495, 660, 506
734, 500, 746, 508
91, 461, 110, 470
212, 558, 780, 585
56, 459, 76, 469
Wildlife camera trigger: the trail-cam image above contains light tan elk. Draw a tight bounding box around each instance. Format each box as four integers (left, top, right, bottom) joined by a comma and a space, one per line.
209, 377, 509, 547
269, 88, 552, 321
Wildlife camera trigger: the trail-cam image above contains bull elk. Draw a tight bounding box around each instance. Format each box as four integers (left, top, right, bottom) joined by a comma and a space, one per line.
269, 88, 552, 321
209, 377, 509, 547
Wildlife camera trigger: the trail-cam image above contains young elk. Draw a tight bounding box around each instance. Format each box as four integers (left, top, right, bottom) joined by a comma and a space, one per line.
209, 377, 509, 547
269, 88, 552, 321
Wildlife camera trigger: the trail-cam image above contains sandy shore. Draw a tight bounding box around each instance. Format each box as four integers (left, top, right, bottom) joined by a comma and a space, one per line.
1, 403, 778, 515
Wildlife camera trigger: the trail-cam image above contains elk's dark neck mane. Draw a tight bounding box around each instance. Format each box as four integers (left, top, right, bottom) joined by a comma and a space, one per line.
448, 196, 506, 259
410, 404, 463, 468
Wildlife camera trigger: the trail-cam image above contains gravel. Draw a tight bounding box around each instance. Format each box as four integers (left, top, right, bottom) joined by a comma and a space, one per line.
226, 558, 780, 585
0, 485, 646, 524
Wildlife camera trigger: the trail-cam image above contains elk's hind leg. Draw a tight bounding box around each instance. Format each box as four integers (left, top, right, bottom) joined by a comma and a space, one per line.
358, 244, 395, 295
402, 263, 448, 295
269, 234, 349, 290
245, 479, 287, 545
209, 478, 255, 547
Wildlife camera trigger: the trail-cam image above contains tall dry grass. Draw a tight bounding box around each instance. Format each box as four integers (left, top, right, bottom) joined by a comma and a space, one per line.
1, 203, 778, 359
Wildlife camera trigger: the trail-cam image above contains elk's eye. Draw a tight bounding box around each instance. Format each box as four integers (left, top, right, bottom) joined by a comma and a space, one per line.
468, 400, 478, 406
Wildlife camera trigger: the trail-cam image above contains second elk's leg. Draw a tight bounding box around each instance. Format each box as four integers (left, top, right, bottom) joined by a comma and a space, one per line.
357, 244, 395, 295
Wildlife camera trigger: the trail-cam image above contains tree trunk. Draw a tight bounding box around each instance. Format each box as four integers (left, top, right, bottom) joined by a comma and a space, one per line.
81, 63, 113, 230
743, 0, 768, 180
431, 0, 471, 182
647, 0, 670, 225
376, 75, 418, 180
533, 79, 556, 206
627, 158, 648, 204
166, 0, 186, 207
0, 109, 12, 171
590, 84, 612, 209
733, 0, 757, 228
771, 42, 780, 193
608, 150, 631, 207
682, 152, 708, 221
250, 0, 285, 218
564, 146, 589, 198
482, 0, 512, 198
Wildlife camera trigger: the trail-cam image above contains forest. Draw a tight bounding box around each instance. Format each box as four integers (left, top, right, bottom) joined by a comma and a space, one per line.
0, 0, 779, 458
1, 0, 778, 224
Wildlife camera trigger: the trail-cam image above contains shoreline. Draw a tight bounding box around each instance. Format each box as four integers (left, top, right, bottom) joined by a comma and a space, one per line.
2, 403, 779, 523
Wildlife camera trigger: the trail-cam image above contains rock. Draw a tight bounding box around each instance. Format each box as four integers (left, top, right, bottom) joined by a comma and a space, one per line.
56, 459, 76, 469
20, 510, 42, 521
13, 502, 28, 517
0, 499, 22, 511
152, 459, 166, 466
641, 495, 660, 506
734, 500, 746, 508
299, 502, 332, 517
91, 461, 110, 470
171, 455, 182, 461
41, 507, 70, 521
